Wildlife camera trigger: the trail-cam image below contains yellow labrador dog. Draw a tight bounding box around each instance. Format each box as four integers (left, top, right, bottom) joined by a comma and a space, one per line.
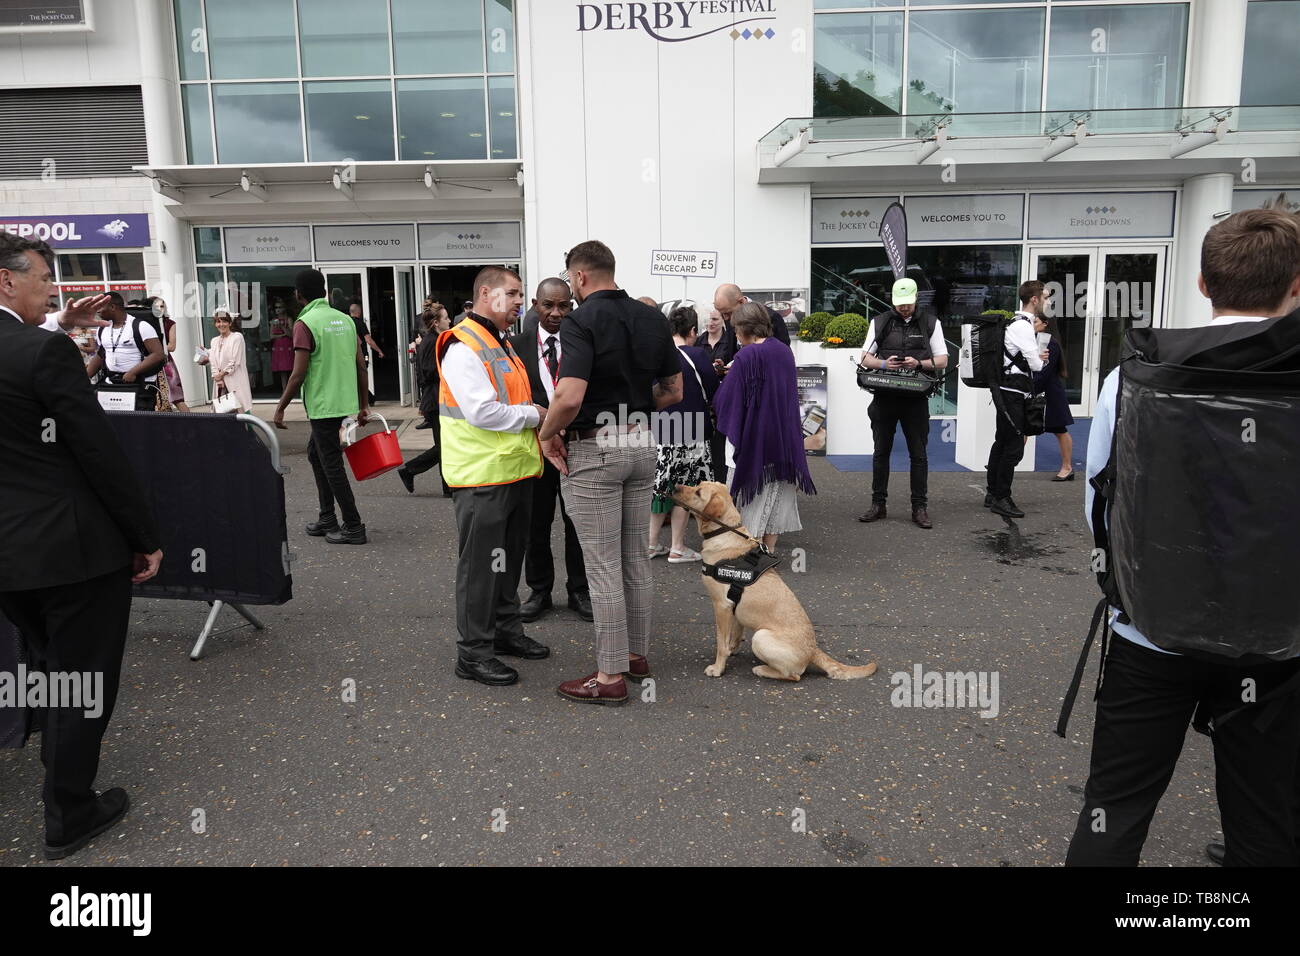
673, 481, 878, 682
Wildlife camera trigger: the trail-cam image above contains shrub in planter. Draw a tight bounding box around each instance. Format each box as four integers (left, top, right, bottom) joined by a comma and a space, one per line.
799, 311, 834, 342
823, 313, 868, 348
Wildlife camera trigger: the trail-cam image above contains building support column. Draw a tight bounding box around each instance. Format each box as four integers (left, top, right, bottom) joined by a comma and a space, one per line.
135, 0, 201, 402
1169, 173, 1235, 328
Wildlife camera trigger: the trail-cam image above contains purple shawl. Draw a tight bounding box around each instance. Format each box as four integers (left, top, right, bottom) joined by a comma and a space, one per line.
713, 338, 816, 506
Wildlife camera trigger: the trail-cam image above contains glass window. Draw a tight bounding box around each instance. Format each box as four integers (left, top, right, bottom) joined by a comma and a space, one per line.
207, 0, 297, 80
392, 0, 483, 75
485, 0, 515, 73
908, 8, 1043, 130
910, 0, 1031, 5
815, 1, 897, 8
173, 0, 207, 80
1242, 0, 1300, 105
106, 253, 145, 282
397, 78, 487, 160
814, 12, 904, 117
488, 75, 517, 158
305, 80, 395, 161
1047, 3, 1187, 130
58, 254, 104, 282
298, 0, 390, 77
224, 265, 309, 399
213, 82, 304, 164
194, 227, 223, 264
182, 84, 214, 164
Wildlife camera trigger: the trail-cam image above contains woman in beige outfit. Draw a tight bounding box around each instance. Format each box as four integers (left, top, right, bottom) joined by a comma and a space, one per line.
206, 310, 252, 413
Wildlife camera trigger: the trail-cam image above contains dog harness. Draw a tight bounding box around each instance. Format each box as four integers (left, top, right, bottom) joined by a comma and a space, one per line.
701, 546, 782, 608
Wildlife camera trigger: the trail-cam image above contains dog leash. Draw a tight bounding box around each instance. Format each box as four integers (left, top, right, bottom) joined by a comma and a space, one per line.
675, 501, 770, 553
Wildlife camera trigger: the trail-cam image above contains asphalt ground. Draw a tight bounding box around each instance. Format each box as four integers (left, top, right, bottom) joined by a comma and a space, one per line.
0, 427, 1225, 867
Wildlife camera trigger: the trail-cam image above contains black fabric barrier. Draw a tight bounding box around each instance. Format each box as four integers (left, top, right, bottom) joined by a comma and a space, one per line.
107, 411, 293, 606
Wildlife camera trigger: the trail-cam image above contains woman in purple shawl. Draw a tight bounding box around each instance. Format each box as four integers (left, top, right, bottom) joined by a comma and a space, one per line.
713, 302, 816, 550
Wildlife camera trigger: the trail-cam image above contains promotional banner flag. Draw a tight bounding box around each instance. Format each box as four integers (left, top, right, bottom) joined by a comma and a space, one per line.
879, 202, 908, 282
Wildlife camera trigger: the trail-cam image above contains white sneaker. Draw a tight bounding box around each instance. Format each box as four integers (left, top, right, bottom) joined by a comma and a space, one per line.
667, 547, 702, 563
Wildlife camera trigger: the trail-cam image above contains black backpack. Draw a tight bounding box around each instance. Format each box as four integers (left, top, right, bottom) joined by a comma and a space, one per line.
1057, 315, 1300, 734
960, 311, 1031, 389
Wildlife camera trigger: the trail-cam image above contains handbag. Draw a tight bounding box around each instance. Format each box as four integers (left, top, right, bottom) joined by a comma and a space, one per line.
213, 385, 240, 414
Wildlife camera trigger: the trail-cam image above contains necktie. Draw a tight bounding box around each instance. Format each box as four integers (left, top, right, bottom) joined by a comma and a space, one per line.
543, 335, 558, 385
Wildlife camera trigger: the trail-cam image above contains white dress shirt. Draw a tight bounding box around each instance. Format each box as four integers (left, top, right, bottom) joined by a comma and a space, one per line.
536, 327, 561, 403
1000, 311, 1045, 396
440, 325, 539, 433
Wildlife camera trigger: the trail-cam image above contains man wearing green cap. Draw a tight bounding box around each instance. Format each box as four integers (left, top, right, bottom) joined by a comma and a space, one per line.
856, 277, 947, 529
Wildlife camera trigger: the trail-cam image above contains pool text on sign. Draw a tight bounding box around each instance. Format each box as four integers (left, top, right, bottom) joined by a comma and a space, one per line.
651, 250, 718, 278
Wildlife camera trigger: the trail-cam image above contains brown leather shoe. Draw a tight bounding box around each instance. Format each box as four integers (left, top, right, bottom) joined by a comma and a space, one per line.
857, 503, 886, 522
624, 655, 651, 683
912, 507, 932, 529
557, 673, 627, 705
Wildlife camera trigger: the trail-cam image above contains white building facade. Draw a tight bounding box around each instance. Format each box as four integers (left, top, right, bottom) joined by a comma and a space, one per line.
2, 0, 1297, 434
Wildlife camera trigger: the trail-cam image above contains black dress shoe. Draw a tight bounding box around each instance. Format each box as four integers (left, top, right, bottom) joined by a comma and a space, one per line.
989, 497, 1025, 519
415, 419, 433, 430
494, 634, 550, 660
568, 591, 594, 621
455, 657, 519, 686
44, 788, 130, 861
1206, 842, 1225, 866
397, 467, 414, 493
857, 503, 886, 522
305, 517, 340, 536
984, 493, 994, 509
519, 590, 552, 622
325, 524, 368, 545
912, 507, 932, 529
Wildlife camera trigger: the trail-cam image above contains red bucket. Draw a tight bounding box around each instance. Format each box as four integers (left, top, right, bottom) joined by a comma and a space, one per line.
343, 413, 403, 481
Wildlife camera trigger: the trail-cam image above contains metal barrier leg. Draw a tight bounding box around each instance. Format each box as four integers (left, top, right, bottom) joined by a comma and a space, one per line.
229, 604, 265, 631
192, 600, 224, 661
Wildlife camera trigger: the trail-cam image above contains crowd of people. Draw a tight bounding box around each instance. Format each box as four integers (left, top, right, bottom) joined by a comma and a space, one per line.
2, 207, 1299, 866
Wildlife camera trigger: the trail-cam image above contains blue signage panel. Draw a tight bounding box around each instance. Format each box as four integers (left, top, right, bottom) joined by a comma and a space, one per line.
0, 214, 152, 249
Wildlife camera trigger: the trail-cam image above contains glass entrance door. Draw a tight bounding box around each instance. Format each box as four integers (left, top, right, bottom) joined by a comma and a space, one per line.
1031, 248, 1095, 415
394, 266, 415, 405
1030, 245, 1166, 415
321, 267, 373, 397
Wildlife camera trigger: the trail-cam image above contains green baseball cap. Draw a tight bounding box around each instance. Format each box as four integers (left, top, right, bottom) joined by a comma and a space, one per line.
891, 277, 918, 306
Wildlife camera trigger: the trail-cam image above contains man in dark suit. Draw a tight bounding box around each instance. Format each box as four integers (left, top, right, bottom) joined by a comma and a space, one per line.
0, 234, 162, 860
713, 283, 793, 348
509, 278, 592, 622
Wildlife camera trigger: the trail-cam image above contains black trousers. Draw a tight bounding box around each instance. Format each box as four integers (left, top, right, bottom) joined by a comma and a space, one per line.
307, 416, 362, 529
452, 480, 533, 662
709, 430, 728, 483
985, 390, 1026, 500
1066, 636, 1300, 866
0, 565, 133, 844
525, 460, 588, 597
867, 392, 930, 507
403, 411, 451, 495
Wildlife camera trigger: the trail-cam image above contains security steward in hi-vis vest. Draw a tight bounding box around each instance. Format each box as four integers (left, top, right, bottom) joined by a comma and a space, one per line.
857, 277, 948, 530
434, 270, 549, 689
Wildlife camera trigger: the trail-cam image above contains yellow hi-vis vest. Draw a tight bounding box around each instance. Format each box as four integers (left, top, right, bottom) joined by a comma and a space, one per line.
435, 319, 543, 487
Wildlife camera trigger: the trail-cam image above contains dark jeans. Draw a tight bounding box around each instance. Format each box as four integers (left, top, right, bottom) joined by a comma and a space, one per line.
867, 392, 930, 507
307, 416, 362, 529
403, 411, 450, 495
985, 390, 1026, 500
525, 460, 588, 597
452, 480, 533, 662
1067, 637, 1300, 866
0, 565, 133, 844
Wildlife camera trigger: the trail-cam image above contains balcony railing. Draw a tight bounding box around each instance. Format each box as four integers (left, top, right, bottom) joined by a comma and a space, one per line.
761, 104, 1300, 151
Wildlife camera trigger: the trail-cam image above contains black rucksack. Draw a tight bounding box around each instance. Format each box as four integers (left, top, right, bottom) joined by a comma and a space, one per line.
960, 311, 1031, 389
1057, 315, 1300, 734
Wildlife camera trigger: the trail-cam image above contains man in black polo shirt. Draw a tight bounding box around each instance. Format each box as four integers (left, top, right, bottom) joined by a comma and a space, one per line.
537, 240, 682, 706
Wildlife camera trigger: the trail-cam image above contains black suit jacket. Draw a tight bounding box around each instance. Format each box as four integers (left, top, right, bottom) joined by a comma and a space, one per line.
0, 313, 160, 591
509, 325, 555, 407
